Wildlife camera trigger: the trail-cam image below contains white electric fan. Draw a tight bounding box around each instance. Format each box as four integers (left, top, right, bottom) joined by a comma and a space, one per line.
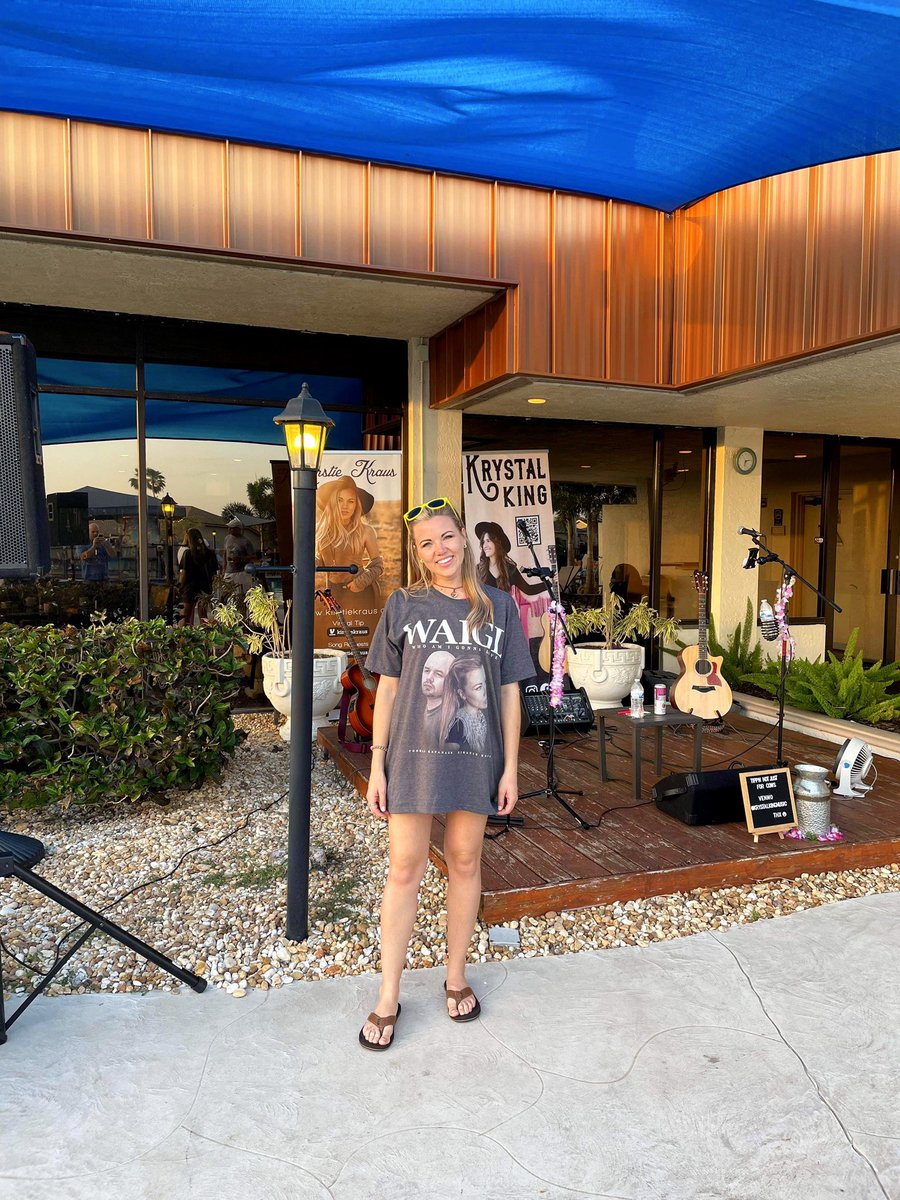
832, 737, 875, 798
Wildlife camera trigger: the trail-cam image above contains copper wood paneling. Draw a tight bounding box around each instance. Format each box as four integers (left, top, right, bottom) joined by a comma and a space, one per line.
607, 203, 663, 384
485, 294, 514, 381
763, 168, 812, 361
871, 150, 900, 332
151, 133, 226, 248
71, 122, 149, 240
0, 112, 68, 230
228, 143, 298, 257
434, 175, 493, 277
554, 193, 607, 379
674, 197, 718, 384
496, 185, 552, 374
464, 303, 487, 389
369, 166, 431, 272
3, 110, 900, 406
719, 180, 762, 373
812, 158, 867, 347
300, 154, 367, 265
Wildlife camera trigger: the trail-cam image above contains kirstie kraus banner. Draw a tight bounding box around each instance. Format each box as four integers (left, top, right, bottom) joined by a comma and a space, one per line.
462, 450, 556, 681
313, 450, 401, 659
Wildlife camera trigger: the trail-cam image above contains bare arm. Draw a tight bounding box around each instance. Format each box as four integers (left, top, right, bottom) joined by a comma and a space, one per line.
496, 682, 521, 815
366, 674, 399, 819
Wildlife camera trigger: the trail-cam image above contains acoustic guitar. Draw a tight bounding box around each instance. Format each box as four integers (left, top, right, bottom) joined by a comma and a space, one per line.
671, 571, 733, 719
316, 588, 380, 739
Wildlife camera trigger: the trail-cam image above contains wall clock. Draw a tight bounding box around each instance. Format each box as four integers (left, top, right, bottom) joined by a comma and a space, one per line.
733, 447, 758, 475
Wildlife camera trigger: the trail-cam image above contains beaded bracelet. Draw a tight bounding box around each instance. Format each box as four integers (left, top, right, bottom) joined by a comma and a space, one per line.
371, 744, 388, 752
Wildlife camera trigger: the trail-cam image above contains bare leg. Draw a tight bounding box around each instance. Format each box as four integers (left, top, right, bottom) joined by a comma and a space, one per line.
361, 813, 432, 1046
443, 809, 487, 1017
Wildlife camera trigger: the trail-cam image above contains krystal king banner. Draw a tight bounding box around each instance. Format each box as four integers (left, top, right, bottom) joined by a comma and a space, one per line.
463, 450, 556, 681
314, 450, 401, 656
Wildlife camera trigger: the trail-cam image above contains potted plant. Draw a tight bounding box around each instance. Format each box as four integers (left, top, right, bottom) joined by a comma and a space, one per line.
223, 587, 347, 741
564, 595, 680, 709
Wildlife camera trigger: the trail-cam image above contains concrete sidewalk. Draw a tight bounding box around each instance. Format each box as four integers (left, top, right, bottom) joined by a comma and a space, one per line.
3, 893, 899, 1199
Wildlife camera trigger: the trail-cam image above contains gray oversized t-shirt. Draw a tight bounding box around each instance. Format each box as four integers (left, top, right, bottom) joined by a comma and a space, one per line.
366, 586, 534, 814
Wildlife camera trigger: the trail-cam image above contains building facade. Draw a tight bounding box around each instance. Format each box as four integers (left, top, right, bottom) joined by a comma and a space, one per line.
1, 111, 898, 659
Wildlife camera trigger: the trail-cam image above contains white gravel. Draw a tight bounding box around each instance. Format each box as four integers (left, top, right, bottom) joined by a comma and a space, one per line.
3, 713, 899, 999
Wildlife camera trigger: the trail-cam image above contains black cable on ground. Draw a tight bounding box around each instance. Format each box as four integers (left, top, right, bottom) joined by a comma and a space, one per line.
1, 787, 289, 989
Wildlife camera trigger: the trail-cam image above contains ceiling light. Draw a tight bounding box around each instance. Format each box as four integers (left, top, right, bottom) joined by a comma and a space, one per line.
678, 449, 692, 455
527, 396, 547, 405
580, 464, 591, 469
794, 454, 808, 459
677, 467, 690, 473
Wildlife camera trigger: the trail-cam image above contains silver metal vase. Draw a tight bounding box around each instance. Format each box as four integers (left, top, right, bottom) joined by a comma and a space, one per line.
792, 763, 833, 836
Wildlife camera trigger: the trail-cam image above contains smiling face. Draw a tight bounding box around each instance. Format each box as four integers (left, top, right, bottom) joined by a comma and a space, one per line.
480, 532, 496, 558
411, 513, 466, 588
458, 665, 487, 712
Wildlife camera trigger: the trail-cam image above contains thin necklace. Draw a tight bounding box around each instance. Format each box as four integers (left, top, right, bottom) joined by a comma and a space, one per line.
432, 581, 464, 598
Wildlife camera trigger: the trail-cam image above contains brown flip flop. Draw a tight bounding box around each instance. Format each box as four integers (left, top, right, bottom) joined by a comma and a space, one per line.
444, 982, 481, 1022
358, 1003, 401, 1051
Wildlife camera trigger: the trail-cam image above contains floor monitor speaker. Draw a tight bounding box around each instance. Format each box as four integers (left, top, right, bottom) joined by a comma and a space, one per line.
0, 333, 50, 578
652, 769, 745, 825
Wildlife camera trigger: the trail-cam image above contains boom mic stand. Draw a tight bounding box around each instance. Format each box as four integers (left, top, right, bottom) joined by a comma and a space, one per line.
507, 523, 596, 831
739, 529, 841, 766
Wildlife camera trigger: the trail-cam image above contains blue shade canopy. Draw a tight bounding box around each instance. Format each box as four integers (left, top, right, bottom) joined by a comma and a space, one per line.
1, 2, 898, 211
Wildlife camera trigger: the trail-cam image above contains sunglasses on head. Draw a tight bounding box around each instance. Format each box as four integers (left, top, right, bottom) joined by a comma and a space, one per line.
403, 496, 458, 525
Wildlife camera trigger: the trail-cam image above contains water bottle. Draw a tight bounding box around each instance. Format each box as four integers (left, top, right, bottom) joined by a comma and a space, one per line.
629, 680, 644, 719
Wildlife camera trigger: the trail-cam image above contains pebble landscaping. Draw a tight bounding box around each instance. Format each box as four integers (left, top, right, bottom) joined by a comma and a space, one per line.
3, 713, 899, 1000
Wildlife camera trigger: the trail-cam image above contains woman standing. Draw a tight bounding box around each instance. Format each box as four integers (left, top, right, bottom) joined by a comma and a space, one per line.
177, 527, 218, 627
359, 498, 534, 1050
315, 475, 384, 609
475, 520, 550, 673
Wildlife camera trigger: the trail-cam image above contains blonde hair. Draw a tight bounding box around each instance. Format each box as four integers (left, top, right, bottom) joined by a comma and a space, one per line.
438, 655, 484, 745
405, 506, 494, 632
316, 479, 367, 559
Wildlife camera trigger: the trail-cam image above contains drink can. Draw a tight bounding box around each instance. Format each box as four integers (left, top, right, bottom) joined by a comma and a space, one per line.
653, 684, 667, 715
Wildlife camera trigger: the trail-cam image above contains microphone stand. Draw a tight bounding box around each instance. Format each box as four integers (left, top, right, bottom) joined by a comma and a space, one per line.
505, 529, 596, 831
740, 532, 841, 766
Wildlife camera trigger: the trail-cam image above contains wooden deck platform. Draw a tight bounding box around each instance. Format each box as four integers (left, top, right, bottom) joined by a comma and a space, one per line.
317, 715, 900, 921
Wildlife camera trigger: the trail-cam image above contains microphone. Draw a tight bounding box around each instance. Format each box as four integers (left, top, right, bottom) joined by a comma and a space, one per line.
515, 517, 535, 545
737, 524, 761, 537
759, 599, 780, 641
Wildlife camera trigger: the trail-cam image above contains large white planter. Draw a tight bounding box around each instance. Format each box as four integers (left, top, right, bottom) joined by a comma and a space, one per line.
566, 642, 645, 710
262, 649, 348, 742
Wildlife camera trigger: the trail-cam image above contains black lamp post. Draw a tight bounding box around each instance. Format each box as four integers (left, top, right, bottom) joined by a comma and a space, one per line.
160, 493, 176, 624
274, 383, 334, 942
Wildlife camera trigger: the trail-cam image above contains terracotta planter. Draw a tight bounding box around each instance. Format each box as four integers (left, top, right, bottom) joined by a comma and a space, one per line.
566, 642, 645, 710
262, 649, 348, 742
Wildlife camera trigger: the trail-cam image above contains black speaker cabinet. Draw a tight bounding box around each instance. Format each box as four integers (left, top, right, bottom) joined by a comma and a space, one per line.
0, 333, 50, 578
652, 769, 745, 825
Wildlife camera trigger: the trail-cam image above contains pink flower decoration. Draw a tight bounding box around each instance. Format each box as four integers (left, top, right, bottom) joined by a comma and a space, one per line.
549, 601, 568, 706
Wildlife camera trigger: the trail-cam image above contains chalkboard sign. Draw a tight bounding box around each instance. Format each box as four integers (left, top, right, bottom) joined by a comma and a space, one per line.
738, 767, 797, 841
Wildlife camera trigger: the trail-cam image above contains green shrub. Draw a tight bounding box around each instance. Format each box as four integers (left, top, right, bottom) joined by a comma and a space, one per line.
741, 628, 900, 724
0, 617, 243, 811
707, 598, 765, 688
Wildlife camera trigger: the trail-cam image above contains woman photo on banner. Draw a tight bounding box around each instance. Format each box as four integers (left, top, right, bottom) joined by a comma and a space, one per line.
475, 520, 550, 678
315, 475, 384, 610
